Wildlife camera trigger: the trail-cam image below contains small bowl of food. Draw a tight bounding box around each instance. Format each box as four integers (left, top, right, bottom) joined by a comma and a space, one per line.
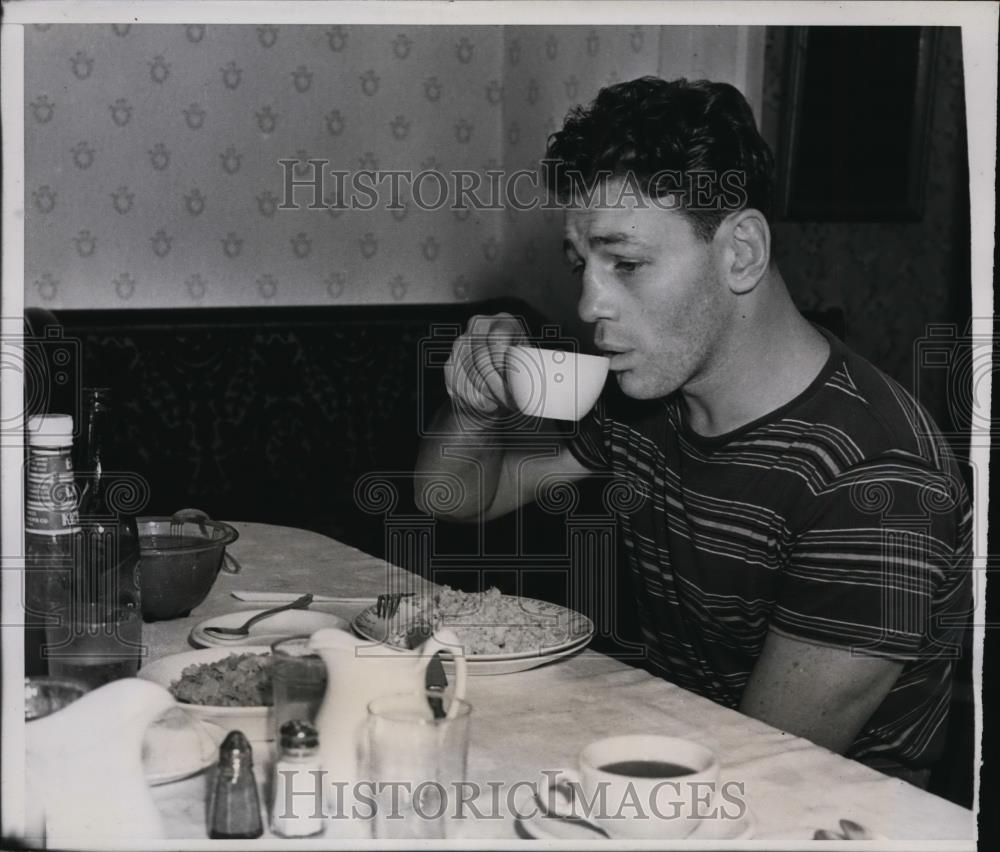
137, 511, 240, 621
138, 646, 274, 741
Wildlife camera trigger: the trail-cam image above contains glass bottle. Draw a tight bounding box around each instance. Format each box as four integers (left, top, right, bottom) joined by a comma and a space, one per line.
46, 389, 143, 687
271, 720, 325, 837
209, 731, 264, 839
24, 415, 79, 677
77, 387, 141, 608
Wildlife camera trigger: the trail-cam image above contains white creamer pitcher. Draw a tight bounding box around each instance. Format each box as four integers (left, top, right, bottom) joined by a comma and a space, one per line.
25, 677, 176, 845
308, 627, 467, 835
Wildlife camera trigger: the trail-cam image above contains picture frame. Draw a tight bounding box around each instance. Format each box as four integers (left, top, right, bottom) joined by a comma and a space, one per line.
775, 26, 939, 221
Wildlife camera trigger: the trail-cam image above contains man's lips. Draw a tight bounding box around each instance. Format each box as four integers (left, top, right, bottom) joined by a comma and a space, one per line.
597, 346, 634, 369
595, 337, 628, 353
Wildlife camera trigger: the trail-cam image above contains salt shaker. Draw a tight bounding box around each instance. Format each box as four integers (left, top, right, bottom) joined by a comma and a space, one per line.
208, 731, 263, 839
271, 719, 325, 837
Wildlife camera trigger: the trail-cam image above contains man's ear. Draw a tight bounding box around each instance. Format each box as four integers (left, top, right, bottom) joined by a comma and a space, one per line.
716, 209, 770, 295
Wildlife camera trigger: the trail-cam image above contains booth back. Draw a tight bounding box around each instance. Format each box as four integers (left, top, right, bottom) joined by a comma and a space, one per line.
49, 299, 547, 552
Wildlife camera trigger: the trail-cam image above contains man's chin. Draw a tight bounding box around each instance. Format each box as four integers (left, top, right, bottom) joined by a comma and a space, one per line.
614, 367, 682, 401
614, 369, 661, 400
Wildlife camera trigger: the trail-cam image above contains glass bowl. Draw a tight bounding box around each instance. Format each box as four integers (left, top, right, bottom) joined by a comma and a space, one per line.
137, 515, 239, 621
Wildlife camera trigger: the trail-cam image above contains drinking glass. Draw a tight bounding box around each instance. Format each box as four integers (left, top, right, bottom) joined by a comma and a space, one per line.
271, 635, 328, 742
45, 600, 142, 689
364, 689, 472, 840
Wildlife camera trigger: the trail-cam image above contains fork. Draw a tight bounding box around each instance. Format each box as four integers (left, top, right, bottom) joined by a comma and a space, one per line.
376, 592, 416, 619
204, 594, 313, 637
814, 819, 872, 840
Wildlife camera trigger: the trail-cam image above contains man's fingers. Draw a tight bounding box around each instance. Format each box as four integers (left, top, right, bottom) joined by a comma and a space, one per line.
466, 311, 520, 336
487, 337, 517, 408
443, 346, 456, 397
445, 333, 504, 413
443, 335, 470, 399
470, 387, 500, 413
443, 313, 530, 415
472, 340, 508, 404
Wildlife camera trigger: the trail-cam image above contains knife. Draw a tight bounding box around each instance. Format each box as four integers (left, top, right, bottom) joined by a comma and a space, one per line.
407, 623, 448, 720
230, 590, 379, 604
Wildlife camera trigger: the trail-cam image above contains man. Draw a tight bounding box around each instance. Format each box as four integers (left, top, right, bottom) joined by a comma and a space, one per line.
415, 77, 970, 786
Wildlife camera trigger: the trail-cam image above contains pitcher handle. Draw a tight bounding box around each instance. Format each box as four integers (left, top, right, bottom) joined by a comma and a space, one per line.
416, 627, 467, 713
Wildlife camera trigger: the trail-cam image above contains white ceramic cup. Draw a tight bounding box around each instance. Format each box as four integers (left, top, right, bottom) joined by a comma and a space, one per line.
507, 346, 609, 421
542, 735, 719, 840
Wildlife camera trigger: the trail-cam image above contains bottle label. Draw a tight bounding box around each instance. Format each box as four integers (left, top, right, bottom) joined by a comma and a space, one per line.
26, 448, 79, 534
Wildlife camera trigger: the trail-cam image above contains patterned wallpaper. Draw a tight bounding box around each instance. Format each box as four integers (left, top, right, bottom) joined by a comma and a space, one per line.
24, 24, 507, 308
498, 26, 662, 331
23, 23, 660, 311
761, 27, 970, 432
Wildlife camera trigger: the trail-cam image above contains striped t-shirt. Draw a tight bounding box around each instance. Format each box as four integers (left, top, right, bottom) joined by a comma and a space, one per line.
567, 328, 972, 773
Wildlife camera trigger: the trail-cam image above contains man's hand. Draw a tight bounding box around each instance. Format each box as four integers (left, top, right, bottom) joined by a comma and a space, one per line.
739, 631, 903, 754
416, 312, 593, 523
443, 312, 528, 419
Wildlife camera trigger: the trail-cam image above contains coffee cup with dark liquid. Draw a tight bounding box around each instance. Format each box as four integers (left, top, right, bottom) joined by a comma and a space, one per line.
542, 735, 719, 840
598, 759, 698, 778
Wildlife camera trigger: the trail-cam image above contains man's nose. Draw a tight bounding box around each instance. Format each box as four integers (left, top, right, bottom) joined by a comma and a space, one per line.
577, 274, 617, 324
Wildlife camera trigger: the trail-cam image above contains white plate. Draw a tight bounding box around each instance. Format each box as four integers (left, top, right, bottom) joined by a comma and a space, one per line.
143, 706, 225, 785
351, 595, 595, 676
138, 646, 274, 741
190, 608, 349, 649
515, 807, 755, 841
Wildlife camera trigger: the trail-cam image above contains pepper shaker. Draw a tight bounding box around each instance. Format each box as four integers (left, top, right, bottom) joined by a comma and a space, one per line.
208, 730, 263, 839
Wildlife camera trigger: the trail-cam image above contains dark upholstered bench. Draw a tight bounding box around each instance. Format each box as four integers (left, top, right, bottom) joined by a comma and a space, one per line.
42, 299, 537, 551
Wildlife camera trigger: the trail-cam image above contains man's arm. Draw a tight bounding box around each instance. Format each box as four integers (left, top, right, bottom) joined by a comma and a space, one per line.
414, 313, 596, 522
414, 400, 592, 522
739, 631, 903, 753
740, 458, 966, 754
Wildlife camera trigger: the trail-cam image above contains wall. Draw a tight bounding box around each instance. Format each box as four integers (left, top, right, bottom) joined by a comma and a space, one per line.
24, 24, 505, 308
761, 27, 970, 436
498, 25, 662, 330
24, 23, 762, 318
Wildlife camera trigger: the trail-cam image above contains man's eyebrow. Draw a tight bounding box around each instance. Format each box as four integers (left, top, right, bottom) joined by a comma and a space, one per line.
563, 232, 651, 258
563, 232, 647, 254
589, 232, 645, 247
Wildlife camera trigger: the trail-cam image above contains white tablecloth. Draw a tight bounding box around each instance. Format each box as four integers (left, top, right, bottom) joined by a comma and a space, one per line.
148, 522, 975, 845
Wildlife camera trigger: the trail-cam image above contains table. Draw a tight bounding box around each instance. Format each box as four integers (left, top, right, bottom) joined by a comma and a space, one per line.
148, 522, 975, 844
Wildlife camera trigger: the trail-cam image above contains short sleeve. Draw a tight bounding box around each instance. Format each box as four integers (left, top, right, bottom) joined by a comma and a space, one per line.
772, 459, 971, 661
565, 394, 612, 471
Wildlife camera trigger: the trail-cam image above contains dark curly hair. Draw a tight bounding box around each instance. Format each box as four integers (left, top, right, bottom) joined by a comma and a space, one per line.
544, 77, 775, 241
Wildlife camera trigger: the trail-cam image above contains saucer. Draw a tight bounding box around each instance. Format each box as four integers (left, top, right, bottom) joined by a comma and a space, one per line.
190, 608, 349, 648
514, 807, 755, 841
143, 706, 224, 785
